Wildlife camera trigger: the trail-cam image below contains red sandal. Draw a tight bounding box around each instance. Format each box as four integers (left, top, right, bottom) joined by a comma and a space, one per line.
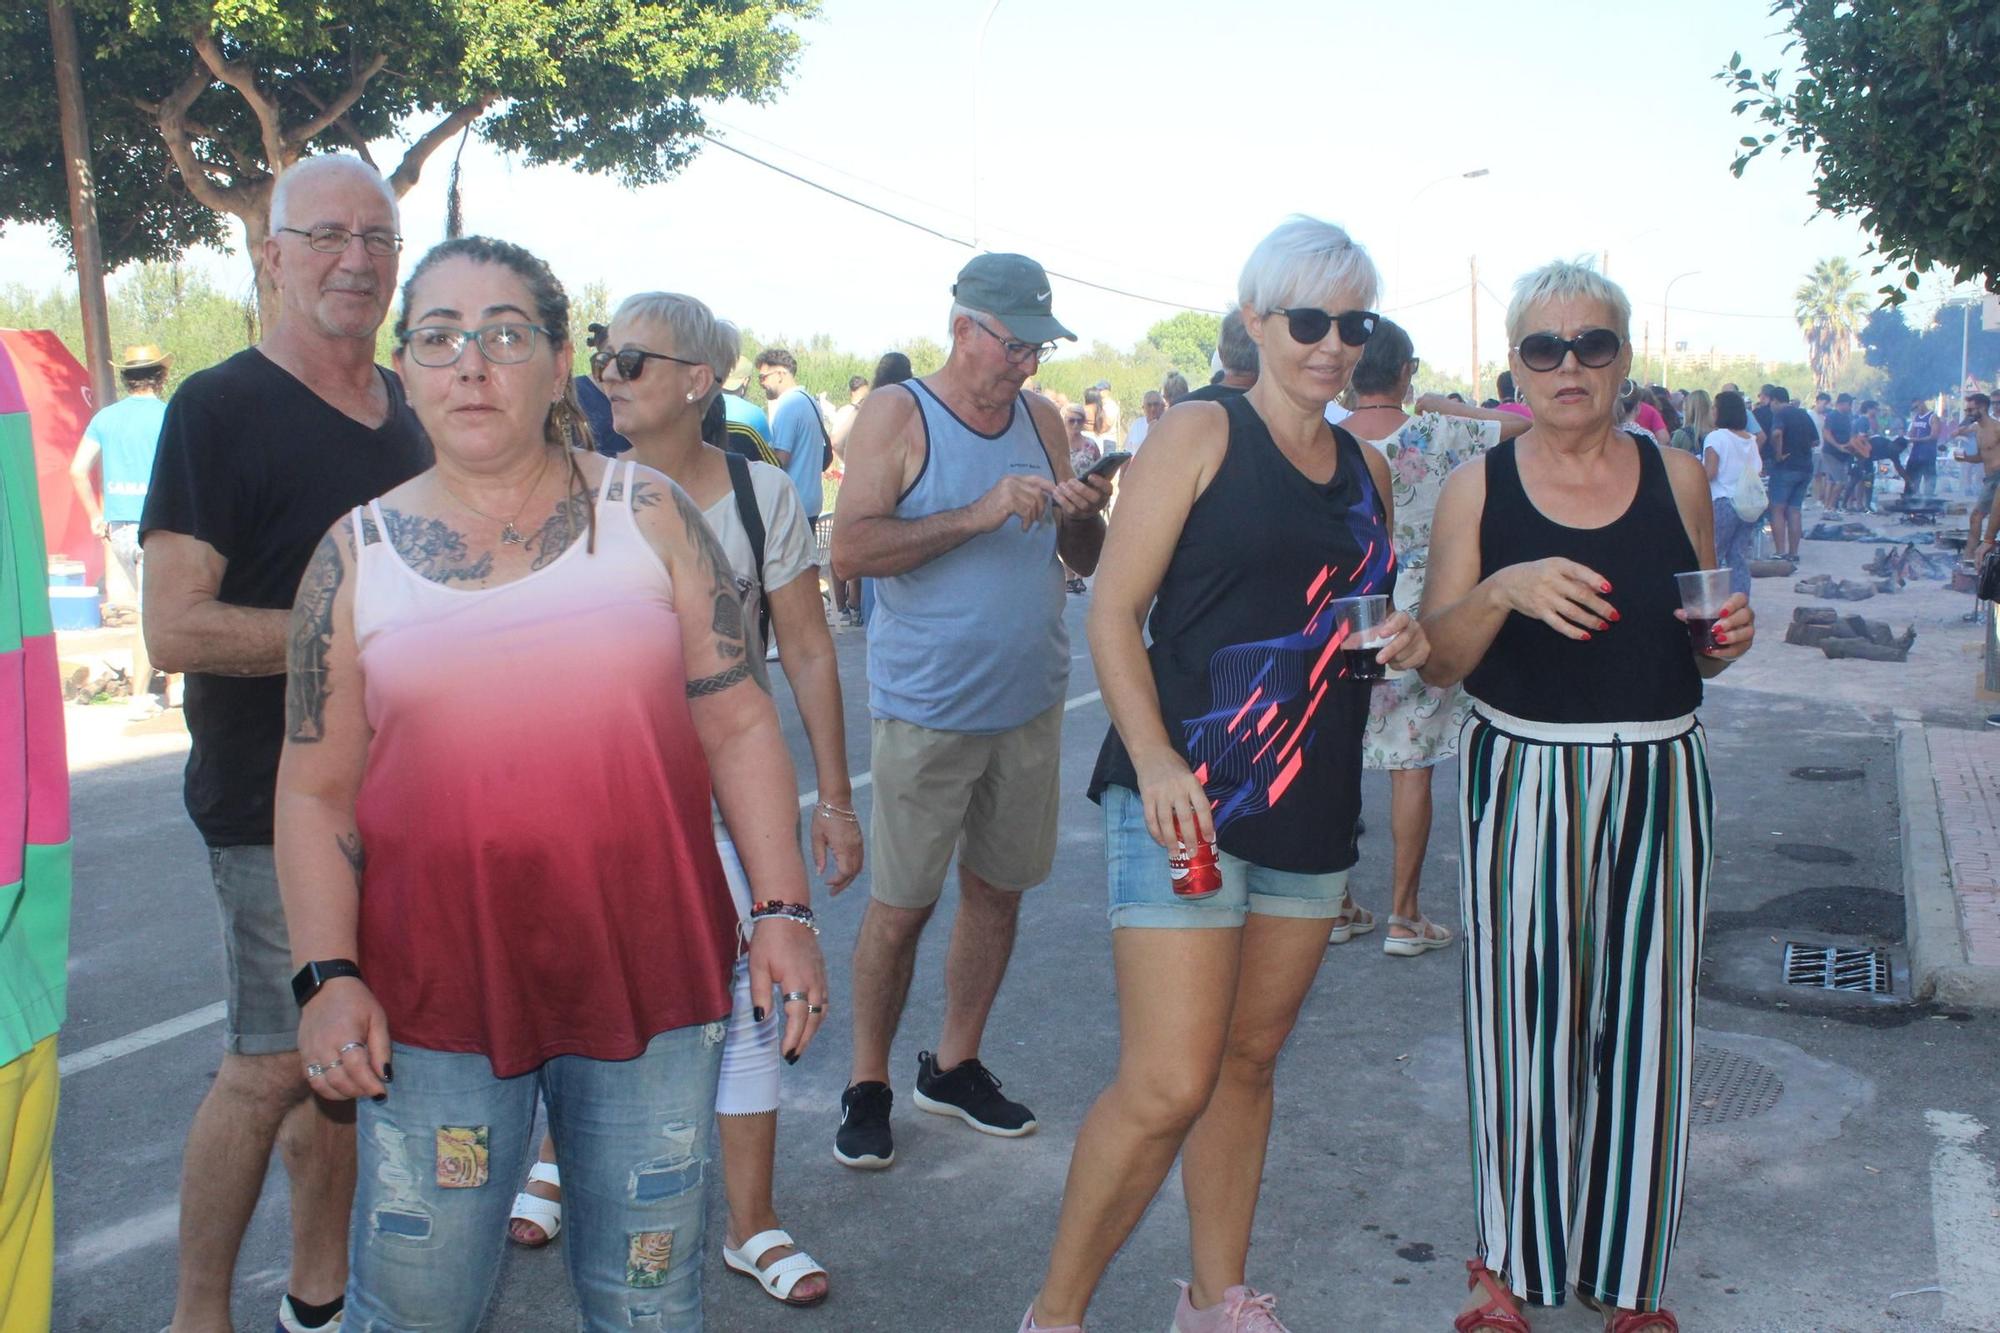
1454, 1259, 1531, 1333
1605, 1312, 1677, 1333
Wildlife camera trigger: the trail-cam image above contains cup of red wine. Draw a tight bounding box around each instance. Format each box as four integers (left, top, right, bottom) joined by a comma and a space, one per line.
1674, 569, 1732, 656
1331, 593, 1392, 680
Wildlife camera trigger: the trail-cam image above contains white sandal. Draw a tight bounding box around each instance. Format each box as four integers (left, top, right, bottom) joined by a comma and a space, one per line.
1383, 913, 1453, 956
1327, 893, 1377, 945
723, 1228, 829, 1307
507, 1161, 562, 1247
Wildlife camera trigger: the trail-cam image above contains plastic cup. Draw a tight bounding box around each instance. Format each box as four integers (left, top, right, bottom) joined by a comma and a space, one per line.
1675, 568, 1732, 655
1330, 593, 1392, 680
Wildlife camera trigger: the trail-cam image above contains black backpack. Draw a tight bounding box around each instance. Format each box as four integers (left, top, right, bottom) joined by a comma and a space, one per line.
723, 451, 770, 651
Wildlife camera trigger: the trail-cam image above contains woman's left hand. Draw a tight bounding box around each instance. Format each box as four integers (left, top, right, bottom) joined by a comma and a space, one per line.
811, 806, 864, 894
748, 916, 829, 1064
1678, 592, 1755, 660
1372, 609, 1430, 672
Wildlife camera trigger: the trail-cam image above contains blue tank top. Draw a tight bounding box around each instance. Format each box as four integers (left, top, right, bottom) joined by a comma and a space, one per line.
867, 380, 1068, 733
88, 395, 168, 524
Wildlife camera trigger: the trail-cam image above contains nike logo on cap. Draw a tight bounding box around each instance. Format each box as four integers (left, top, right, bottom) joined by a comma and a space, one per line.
1035, 290, 1050, 302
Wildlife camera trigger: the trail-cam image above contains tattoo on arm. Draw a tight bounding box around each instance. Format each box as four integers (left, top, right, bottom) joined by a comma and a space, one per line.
668, 483, 750, 666
336, 832, 365, 879
285, 532, 344, 742
686, 663, 752, 698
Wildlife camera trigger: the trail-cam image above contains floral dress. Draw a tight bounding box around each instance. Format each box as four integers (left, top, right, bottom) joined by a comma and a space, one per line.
1359, 412, 1501, 770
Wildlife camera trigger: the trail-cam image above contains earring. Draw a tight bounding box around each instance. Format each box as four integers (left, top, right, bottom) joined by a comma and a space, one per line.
1620, 377, 1637, 396
686, 392, 697, 402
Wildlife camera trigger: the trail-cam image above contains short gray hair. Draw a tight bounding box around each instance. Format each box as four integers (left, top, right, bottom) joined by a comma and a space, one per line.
612, 291, 739, 408
1236, 215, 1379, 317
947, 300, 985, 340
269, 154, 397, 231
1505, 258, 1632, 347
1216, 309, 1259, 376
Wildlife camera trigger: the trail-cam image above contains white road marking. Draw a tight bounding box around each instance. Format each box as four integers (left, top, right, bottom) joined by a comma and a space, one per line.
56, 1200, 181, 1270
60, 692, 1111, 1081
1926, 1109, 2000, 1326
58, 1002, 226, 1078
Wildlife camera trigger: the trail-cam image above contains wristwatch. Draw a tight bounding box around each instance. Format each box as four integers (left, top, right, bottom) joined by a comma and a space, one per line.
291, 959, 363, 1009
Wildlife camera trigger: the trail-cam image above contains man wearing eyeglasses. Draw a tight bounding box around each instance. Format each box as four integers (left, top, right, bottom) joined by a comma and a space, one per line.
827, 253, 1110, 1172
140, 154, 431, 1333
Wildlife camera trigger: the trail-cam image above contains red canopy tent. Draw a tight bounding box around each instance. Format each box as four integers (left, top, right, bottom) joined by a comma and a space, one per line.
0, 330, 102, 587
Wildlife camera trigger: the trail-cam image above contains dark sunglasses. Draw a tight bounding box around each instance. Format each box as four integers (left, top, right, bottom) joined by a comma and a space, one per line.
590, 347, 703, 382
1516, 328, 1623, 372
1270, 307, 1377, 347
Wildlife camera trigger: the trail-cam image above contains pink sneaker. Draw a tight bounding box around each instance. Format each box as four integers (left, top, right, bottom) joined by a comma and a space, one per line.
1169, 1280, 1291, 1333
1018, 1306, 1082, 1333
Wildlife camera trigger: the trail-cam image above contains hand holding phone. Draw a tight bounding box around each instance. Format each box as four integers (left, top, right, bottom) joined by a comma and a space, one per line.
1082, 450, 1133, 482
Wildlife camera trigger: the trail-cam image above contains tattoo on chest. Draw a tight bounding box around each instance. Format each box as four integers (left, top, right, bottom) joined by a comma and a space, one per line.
379, 509, 493, 584
525, 480, 662, 569
285, 532, 344, 742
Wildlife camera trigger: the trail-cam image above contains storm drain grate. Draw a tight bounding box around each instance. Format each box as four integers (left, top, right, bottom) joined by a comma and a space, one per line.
1689, 1048, 1784, 1126
1783, 942, 1892, 993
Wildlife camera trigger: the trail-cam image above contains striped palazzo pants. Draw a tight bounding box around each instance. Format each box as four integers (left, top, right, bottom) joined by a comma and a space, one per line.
1457, 704, 1712, 1313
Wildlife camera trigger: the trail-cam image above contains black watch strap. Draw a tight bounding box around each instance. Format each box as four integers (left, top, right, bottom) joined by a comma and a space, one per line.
291, 958, 363, 1008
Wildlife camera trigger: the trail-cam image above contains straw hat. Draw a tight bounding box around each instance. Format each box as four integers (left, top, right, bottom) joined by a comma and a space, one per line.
114, 344, 171, 371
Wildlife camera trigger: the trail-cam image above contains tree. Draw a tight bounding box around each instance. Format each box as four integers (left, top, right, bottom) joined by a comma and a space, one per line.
1718, 0, 2000, 301
1860, 304, 2000, 406
0, 0, 812, 316
1142, 310, 1221, 380
1794, 258, 1868, 394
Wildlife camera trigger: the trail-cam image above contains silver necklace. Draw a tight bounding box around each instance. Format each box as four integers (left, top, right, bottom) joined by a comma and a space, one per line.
438, 448, 553, 545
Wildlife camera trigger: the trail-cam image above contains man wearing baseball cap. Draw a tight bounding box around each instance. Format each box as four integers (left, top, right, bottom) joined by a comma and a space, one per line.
828, 254, 1109, 1169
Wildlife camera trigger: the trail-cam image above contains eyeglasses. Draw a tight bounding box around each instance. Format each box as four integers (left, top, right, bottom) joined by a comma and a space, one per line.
591, 347, 703, 382
1515, 328, 1623, 372
278, 225, 402, 257
1269, 307, 1378, 347
972, 320, 1058, 366
401, 322, 553, 368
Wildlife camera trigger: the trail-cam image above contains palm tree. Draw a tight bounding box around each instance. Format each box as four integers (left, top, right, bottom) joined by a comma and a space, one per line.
1795, 258, 1869, 394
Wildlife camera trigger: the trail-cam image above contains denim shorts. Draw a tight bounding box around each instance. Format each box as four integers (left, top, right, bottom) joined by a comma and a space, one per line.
1101, 785, 1349, 929
207, 845, 301, 1055
1767, 470, 1812, 508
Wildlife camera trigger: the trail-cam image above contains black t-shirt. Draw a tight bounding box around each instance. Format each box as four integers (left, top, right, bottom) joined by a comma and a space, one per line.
1773, 404, 1819, 471
1823, 409, 1854, 454
141, 349, 432, 846
1181, 382, 1248, 403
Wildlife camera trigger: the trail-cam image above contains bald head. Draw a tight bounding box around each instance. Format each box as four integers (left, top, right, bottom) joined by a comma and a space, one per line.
270, 154, 398, 232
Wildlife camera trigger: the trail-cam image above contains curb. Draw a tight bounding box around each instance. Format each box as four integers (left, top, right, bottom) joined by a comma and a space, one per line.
1897, 721, 2000, 1007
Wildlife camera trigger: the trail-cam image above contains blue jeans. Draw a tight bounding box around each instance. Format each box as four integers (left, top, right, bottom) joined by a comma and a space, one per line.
345, 1022, 726, 1331
1711, 497, 1755, 600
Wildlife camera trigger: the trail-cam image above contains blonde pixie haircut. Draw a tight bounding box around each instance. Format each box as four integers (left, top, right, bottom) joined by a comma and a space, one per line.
1237, 215, 1380, 316
1505, 258, 1632, 348
610, 291, 740, 408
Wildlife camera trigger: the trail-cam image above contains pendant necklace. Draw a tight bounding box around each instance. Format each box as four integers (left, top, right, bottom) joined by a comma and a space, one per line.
439, 448, 553, 546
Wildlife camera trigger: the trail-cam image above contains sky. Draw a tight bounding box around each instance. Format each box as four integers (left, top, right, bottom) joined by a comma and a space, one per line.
0, 0, 1978, 381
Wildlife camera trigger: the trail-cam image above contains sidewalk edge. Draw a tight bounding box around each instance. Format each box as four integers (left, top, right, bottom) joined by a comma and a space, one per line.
1898, 721, 2000, 1007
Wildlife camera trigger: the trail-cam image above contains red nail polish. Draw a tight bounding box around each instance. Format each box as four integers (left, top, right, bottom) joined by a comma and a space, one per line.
1580, 630, 1593, 640
1600, 581, 1613, 594
1608, 610, 1621, 622
1599, 620, 1611, 631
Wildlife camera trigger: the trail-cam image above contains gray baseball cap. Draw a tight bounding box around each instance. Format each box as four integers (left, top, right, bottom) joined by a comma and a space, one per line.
953, 253, 1075, 344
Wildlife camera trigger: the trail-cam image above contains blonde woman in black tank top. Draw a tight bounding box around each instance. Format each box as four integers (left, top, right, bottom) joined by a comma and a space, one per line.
1417, 261, 1754, 1333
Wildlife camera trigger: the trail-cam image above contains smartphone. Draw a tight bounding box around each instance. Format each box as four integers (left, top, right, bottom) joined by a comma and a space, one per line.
1082, 450, 1133, 483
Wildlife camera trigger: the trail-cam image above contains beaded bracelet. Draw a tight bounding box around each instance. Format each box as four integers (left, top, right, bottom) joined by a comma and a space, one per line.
814, 802, 859, 823
748, 900, 820, 935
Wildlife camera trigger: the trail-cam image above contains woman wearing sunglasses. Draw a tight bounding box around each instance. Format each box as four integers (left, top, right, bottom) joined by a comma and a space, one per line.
1021, 216, 1425, 1333
274, 237, 827, 1329
1417, 260, 1754, 1333
502, 291, 858, 1308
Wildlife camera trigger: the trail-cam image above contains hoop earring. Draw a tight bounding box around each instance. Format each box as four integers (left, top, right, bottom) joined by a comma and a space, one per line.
1620, 377, 1637, 397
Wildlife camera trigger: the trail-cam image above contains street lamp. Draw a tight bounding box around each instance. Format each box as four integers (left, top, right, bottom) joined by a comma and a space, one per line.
1392, 168, 1491, 301
970, 0, 1006, 253
1660, 270, 1700, 387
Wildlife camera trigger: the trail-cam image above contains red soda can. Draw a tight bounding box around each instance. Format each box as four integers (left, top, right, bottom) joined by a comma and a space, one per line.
1169, 815, 1223, 899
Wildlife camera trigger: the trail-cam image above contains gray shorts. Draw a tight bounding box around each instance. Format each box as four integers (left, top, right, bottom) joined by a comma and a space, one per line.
207, 845, 300, 1055
1980, 470, 2000, 516
107, 521, 142, 607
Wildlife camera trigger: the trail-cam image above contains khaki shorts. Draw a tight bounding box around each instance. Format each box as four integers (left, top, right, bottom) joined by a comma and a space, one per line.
868, 702, 1063, 909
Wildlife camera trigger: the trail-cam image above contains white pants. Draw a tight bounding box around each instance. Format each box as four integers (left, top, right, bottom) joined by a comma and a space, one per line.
715, 840, 781, 1116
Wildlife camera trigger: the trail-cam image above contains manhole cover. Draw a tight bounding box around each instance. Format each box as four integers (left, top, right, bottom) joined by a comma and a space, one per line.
1774, 843, 1858, 865
1789, 766, 1864, 782
1783, 942, 1892, 993
1689, 1048, 1784, 1126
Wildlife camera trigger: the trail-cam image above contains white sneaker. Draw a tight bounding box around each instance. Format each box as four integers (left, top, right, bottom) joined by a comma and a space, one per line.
276, 1295, 343, 1331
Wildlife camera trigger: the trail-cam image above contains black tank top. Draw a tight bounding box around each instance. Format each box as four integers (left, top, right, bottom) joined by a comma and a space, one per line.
1088, 394, 1395, 875
1464, 439, 1703, 724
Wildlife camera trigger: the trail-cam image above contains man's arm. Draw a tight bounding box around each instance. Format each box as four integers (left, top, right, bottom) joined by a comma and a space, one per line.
1022, 393, 1109, 576
69, 435, 103, 532
142, 530, 289, 675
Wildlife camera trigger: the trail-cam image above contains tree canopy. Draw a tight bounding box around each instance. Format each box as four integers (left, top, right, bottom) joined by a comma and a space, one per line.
1142, 310, 1221, 381
1719, 0, 2000, 300
1795, 257, 1868, 394
2, 0, 812, 312
1859, 304, 2000, 406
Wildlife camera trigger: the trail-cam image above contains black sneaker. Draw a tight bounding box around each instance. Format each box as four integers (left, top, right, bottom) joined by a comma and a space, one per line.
835, 1081, 895, 1169
913, 1051, 1037, 1137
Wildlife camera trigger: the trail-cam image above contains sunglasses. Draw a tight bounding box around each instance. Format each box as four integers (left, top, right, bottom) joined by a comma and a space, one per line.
590, 347, 703, 382
1515, 328, 1623, 372
1269, 307, 1378, 347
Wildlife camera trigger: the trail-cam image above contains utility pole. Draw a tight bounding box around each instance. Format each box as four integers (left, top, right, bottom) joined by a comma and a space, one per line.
1963, 300, 1973, 398
1469, 255, 1480, 402
46, 0, 115, 414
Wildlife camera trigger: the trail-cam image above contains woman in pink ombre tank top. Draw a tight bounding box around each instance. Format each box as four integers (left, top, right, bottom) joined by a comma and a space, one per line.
272, 238, 827, 1330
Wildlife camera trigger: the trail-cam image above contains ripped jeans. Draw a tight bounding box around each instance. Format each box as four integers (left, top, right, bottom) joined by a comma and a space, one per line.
344, 1022, 726, 1331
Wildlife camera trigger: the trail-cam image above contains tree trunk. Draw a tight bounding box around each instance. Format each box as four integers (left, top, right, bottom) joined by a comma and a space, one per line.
237, 180, 278, 333
46, 0, 116, 413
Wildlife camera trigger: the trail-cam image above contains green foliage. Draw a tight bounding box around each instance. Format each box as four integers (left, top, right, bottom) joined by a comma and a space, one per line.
1, 0, 812, 292
1718, 2, 2000, 301
1794, 257, 1870, 393
1141, 311, 1222, 381
1860, 303, 2000, 405
0, 260, 256, 391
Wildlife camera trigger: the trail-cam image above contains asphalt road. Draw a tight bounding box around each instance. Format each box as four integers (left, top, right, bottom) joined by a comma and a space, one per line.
50, 596, 2000, 1332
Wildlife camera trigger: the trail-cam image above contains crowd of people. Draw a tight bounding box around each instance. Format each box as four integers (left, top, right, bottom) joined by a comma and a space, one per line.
11, 147, 1820, 1333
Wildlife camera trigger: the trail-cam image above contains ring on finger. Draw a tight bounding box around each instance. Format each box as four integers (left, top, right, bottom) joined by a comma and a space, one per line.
781, 990, 809, 1003
305, 1062, 329, 1079
806, 1003, 824, 1015
336, 1041, 367, 1056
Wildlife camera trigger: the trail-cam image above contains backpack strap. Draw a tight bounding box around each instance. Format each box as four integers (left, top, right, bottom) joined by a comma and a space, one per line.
723, 451, 771, 649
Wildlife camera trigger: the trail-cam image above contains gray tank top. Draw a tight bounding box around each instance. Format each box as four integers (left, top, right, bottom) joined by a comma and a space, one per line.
867, 380, 1069, 733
